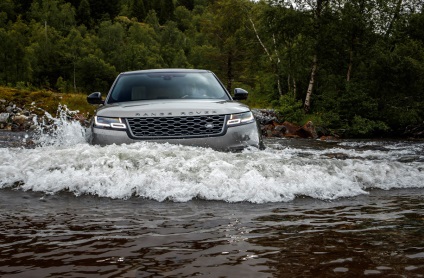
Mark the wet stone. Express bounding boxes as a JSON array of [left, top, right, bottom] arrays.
[[397, 156, 420, 163], [0, 113, 10, 123]]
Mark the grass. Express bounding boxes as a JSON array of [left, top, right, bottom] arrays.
[[0, 86, 96, 117]]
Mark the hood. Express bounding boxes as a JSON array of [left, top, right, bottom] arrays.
[[96, 99, 251, 118]]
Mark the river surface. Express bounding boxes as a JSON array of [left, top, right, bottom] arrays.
[[0, 123, 423, 277]]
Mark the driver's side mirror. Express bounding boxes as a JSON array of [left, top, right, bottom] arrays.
[[87, 92, 104, 105], [233, 88, 248, 100]]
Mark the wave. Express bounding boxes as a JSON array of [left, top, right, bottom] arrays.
[[1, 140, 423, 203], [1, 106, 423, 203]]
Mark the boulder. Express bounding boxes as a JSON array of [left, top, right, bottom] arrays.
[[281, 121, 299, 136], [11, 114, 29, 131], [298, 121, 318, 139], [252, 109, 280, 125], [0, 113, 10, 123], [13, 114, 28, 125], [269, 121, 318, 138], [404, 123, 424, 138]]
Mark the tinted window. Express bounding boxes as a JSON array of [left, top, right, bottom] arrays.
[[107, 72, 230, 103]]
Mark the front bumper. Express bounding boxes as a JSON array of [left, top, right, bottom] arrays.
[[87, 121, 264, 151]]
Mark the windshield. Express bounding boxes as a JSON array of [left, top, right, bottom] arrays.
[[107, 72, 230, 103]]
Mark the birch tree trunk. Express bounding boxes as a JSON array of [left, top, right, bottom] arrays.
[[304, 0, 325, 113], [248, 16, 283, 96], [346, 47, 353, 82], [304, 54, 317, 113], [385, 0, 403, 39]]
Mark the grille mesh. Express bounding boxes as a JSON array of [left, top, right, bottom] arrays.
[[126, 115, 226, 138]]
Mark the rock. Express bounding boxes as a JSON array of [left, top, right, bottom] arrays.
[[10, 114, 30, 131], [275, 121, 317, 138], [280, 121, 299, 136], [397, 156, 420, 163], [0, 113, 10, 123], [298, 121, 318, 139], [404, 123, 424, 138], [320, 135, 339, 141], [252, 109, 280, 125], [322, 153, 349, 160], [13, 114, 28, 125], [274, 124, 286, 133]]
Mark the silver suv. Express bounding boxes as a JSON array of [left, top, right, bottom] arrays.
[[86, 69, 264, 151]]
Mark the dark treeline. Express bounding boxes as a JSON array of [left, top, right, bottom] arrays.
[[1, 0, 423, 136]]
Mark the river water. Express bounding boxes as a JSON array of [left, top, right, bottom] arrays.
[[0, 117, 423, 277]]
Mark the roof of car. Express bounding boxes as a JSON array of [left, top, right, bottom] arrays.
[[121, 69, 211, 75]]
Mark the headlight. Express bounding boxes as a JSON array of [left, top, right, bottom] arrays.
[[94, 116, 127, 129], [227, 111, 255, 126]]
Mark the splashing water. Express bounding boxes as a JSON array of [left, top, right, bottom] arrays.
[[31, 104, 87, 147], [0, 106, 423, 203]]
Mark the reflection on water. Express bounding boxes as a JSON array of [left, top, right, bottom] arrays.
[[0, 189, 423, 277]]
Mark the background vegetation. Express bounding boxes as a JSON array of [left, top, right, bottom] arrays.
[[1, 0, 423, 137]]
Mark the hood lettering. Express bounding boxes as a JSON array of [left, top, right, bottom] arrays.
[[138, 111, 217, 117]]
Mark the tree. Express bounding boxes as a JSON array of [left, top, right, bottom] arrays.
[[200, 0, 252, 92], [131, 0, 147, 21], [303, 0, 328, 113], [77, 0, 91, 27], [159, 21, 190, 68], [61, 26, 96, 91], [89, 0, 120, 23], [125, 20, 163, 69], [26, 20, 68, 87], [0, 17, 32, 85], [28, 0, 76, 34], [249, 2, 311, 98], [0, 0, 15, 24], [76, 54, 117, 93]]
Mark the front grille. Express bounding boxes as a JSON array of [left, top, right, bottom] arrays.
[[126, 115, 226, 138]]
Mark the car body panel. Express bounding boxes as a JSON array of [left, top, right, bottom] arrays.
[[88, 121, 262, 151], [87, 69, 264, 151], [95, 99, 251, 118]]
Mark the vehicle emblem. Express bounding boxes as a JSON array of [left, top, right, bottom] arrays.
[[205, 123, 214, 129], [135, 113, 140, 116]]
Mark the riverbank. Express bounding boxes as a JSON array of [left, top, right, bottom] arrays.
[[0, 86, 92, 132], [1, 86, 423, 139]]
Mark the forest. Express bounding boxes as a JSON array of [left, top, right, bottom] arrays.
[[0, 0, 423, 137]]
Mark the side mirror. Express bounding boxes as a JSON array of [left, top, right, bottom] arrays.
[[233, 88, 248, 100], [87, 92, 104, 104]]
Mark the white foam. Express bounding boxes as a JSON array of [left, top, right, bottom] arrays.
[[1, 140, 423, 203], [32, 104, 87, 147], [1, 107, 423, 203]]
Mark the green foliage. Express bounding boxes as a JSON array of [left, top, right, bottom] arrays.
[[275, 94, 304, 124], [0, 0, 423, 137], [76, 54, 117, 93], [348, 115, 390, 137], [28, 0, 76, 34]]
